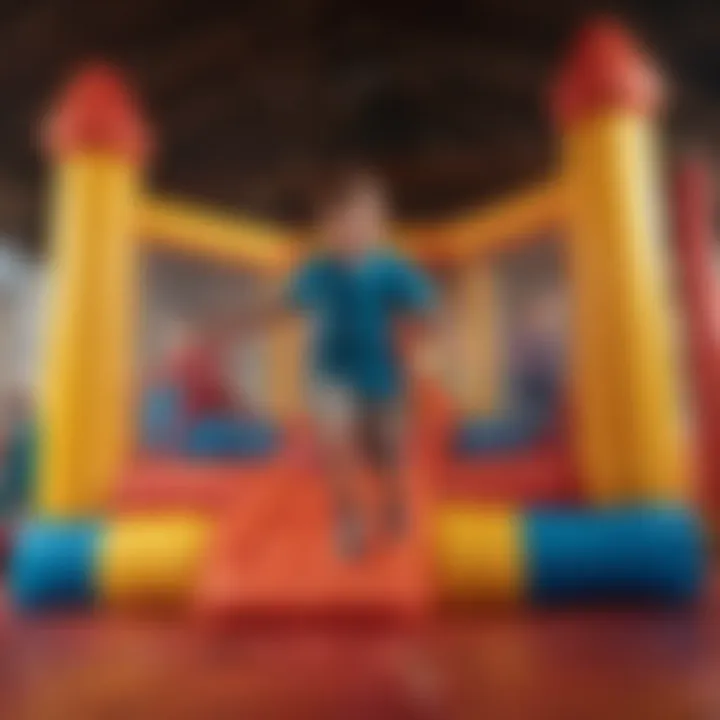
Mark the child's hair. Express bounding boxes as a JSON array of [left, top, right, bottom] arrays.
[[312, 165, 387, 217]]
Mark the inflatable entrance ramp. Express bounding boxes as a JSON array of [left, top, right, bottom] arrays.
[[196, 462, 432, 621]]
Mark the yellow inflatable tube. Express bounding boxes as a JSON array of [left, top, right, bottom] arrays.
[[434, 505, 525, 603], [98, 514, 212, 607]]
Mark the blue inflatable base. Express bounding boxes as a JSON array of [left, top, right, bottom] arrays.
[[183, 417, 280, 459], [141, 387, 280, 460], [9, 522, 101, 610], [525, 507, 705, 604]]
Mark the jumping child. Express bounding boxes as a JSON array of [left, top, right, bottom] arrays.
[[231, 170, 436, 559]]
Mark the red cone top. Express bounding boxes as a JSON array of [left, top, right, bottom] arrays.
[[551, 18, 663, 129], [44, 63, 151, 163]]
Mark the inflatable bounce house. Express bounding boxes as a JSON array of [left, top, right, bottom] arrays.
[[8, 18, 718, 616]]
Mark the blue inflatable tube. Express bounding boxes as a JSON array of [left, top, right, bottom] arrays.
[[9, 522, 102, 610], [525, 507, 705, 604], [184, 417, 280, 459], [141, 386, 280, 459]]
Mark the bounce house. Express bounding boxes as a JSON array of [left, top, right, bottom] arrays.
[[8, 19, 718, 615]]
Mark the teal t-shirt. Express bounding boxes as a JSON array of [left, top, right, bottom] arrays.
[[286, 250, 435, 400]]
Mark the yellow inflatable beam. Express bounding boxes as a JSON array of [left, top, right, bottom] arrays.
[[138, 195, 300, 273], [401, 178, 567, 264], [137, 179, 566, 275]]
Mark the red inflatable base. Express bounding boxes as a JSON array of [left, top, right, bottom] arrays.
[[114, 426, 314, 514]]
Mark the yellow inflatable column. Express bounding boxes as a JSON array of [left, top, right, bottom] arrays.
[[38, 65, 150, 516], [454, 261, 503, 416], [553, 21, 687, 503]]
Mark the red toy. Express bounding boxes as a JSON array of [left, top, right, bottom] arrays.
[[168, 341, 236, 419]]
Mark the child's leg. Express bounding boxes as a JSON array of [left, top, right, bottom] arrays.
[[313, 384, 366, 558], [360, 402, 408, 538]]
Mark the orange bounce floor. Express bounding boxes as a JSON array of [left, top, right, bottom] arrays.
[[194, 448, 433, 621]]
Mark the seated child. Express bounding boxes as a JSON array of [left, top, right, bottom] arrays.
[[148, 317, 247, 448], [228, 169, 437, 559], [166, 319, 241, 421]]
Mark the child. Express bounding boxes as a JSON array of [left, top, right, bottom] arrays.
[[147, 316, 246, 450], [233, 170, 436, 558], [165, 317, 243, 422]]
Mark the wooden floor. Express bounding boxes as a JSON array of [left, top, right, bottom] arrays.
[[2, 575, 720, 719]]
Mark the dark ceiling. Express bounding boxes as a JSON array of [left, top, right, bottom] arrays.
[[1, 0, 720, 249]]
